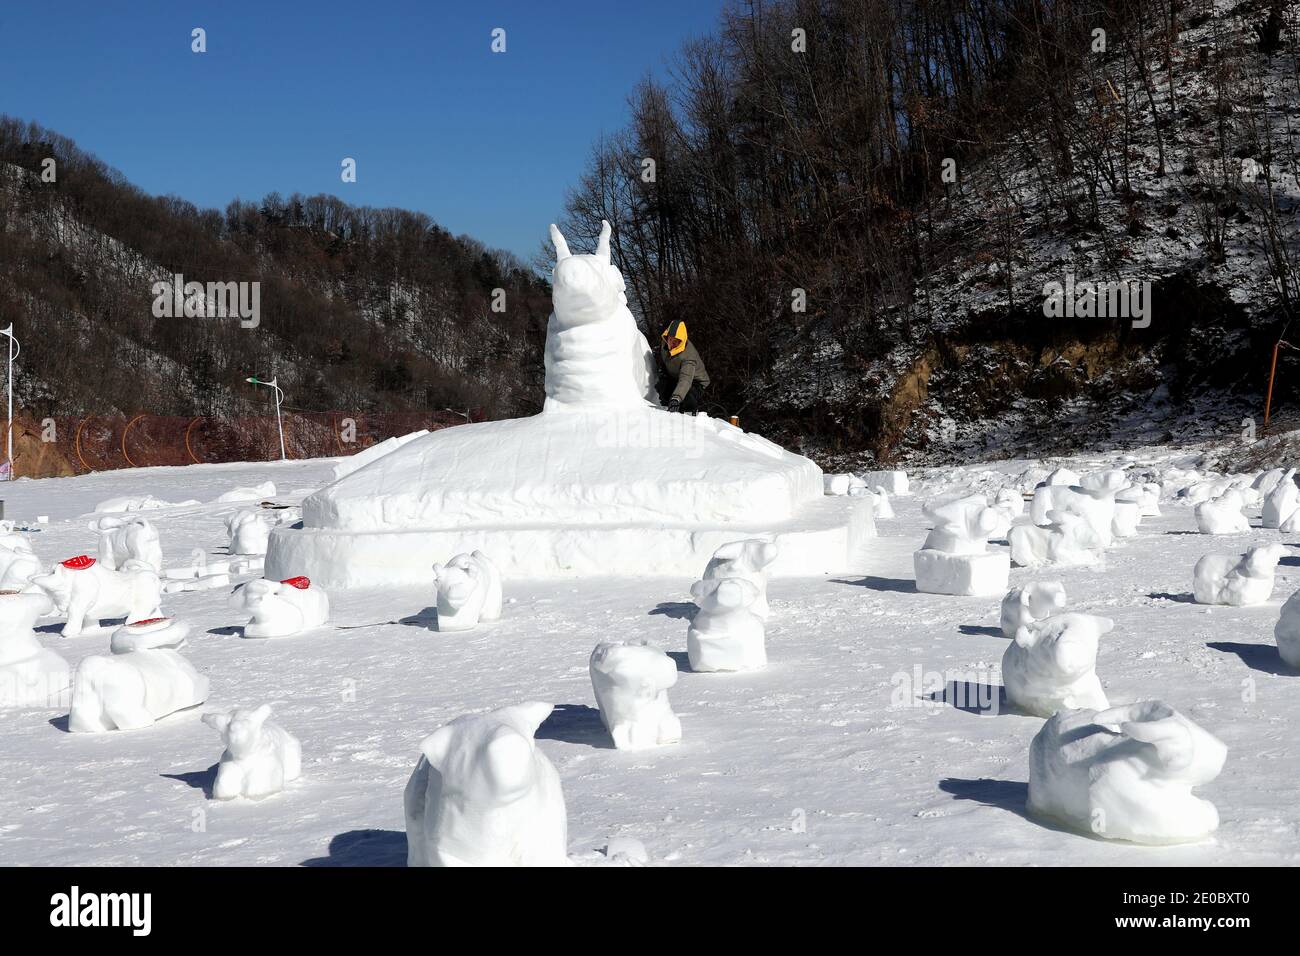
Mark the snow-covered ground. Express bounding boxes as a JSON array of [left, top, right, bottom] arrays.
[[1, 450, 1298, 866]]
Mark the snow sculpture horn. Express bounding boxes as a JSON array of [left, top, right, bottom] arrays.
[[594, 219, 611, 263], [549, 223, 571, 261]]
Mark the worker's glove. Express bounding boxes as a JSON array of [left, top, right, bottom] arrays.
[[668, 398, 681, 413]]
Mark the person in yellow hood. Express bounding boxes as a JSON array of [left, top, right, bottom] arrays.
[[657, 320, 710, 413]]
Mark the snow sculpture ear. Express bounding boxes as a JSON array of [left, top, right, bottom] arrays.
[[1095, 616, 1115, 636], [203, 712, 231, 735], [419, 724, 457, 769], [250, 704, 273, 727], [549, 224, 571, 262], [595, 219, 611, 263], [495, 701, 553, 739], [431, 562, 444, 582]]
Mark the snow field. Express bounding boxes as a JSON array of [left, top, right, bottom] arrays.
[[0, 453, 1299, 864]]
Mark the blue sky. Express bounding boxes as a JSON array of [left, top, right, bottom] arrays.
[[0, 0, 722, 260]]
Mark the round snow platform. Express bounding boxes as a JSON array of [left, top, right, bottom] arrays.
[[266, 493, 874, 586], [266, 409, 875, 586]]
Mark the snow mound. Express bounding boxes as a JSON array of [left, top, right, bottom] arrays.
[[303, 411, 820, 531]]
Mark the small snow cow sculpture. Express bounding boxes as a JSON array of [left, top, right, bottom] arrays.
[[226, 510, 273, 556], [68, 644, 209, 732], [544, 221, 656, 410], [1254, 468, 1286, 498], [0, 590, 69, 708], [203, 704, 302, 800], [913, 495, 1010, 596], [1195, 491, 1250, 535], [1009, 510, 1106, 569], [1274, 590, 1300, 668], [987, 488, 1025, 539], [823, 473, 867, 496], [861, 469, 909, 495], [403, 701, 568, 867], [589, 640, 681, 750], [1263, 469, 1299, 529], [1192, 544, 1286, 606], [688, 577, 766, 672], [1028, 701, 1227, 844], [1116, 482, 1161, 518], [230, 576, 329, 638], [1031, 483, 1118, 547], [1040, 467, 1080, 488], [702, 538, 779, 619], [1000, 581, 1067, 638], [0, 522, 41, 590], [109, 616, 191, 654], [32, 556, 162, 638], [93, 516, 163, 571], [432, 551, 502, 631], [1003, 613, 1112, 717]]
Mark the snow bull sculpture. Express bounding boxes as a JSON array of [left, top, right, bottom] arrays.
[[1028, 701, 1227, 844], [404, 701, 568, 867], [230, 576, 329, 638], [204, 704, 302, 800], [31, 556, 162, 638], [589, 640, 681, 750]]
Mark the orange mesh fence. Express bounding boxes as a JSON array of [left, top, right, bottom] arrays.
[[6, 410, 473, 478]]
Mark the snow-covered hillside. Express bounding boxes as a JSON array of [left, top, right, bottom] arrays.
[[2, 442, 1299, 865], [764, 0, 1300, 468]]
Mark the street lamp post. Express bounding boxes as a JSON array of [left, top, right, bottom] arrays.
[[245, 376, 286, 461], [0, 325, 19, 479]]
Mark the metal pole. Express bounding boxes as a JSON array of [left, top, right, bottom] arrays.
[[1265, 340, 1282, 435], [6, 330, 11, 475], [273, 379, 286, 461], [0, 325, 17, 479]]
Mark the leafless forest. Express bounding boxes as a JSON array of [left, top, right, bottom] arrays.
[[3, 0, 1298, 461]]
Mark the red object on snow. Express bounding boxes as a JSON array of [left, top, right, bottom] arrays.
[[130, 617, 169, 627], [61, 555, 96, 570], [281, 576, 311, 590]]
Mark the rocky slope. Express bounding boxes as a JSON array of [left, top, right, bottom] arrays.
[[757, 0, 1300, 469]]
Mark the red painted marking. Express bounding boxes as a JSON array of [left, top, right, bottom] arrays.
[[61, 555, 96, 570], [130, 617, 170, 627], [281, 576, 310, 590]]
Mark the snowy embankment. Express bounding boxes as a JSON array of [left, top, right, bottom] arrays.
[[1, 448, 1298, 865]]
